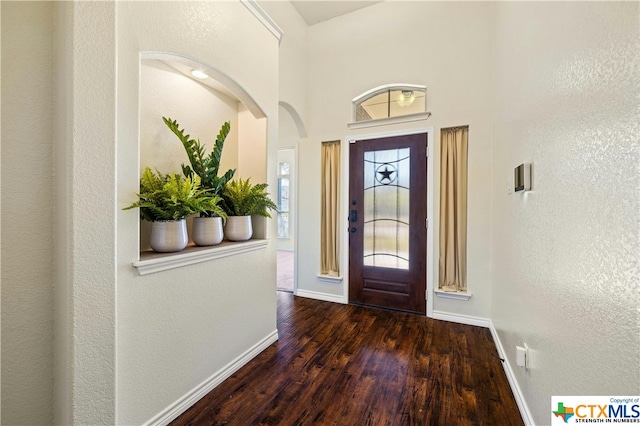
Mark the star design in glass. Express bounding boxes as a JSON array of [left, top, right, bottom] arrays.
[[378, 166, 395, 182]]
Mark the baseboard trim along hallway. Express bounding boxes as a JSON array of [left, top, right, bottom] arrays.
[[432, 310, 491, 328], [144, 330, 279, 426], [433, 310, 534, 425], [489, 321, 535, 425], [295, 288, 346, 304], [170, 294, 525, 425]]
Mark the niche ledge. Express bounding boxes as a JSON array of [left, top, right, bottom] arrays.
[[434, 289, 472, 301], [316, 274, 343, 284], [133, 239, 268, 275]]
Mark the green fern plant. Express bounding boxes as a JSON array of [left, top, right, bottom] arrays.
[[123, 167, 226, 221], [222, 178, 278, 218], [162, 117, 236, 216]]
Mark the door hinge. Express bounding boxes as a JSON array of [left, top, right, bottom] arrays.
[[426, 218, 428, 229], [426, 148, 429, 158]]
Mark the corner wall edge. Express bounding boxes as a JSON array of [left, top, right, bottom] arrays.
[[240, 0, 284, 44]]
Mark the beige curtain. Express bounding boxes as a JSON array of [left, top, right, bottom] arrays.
[[321, 141, 341, 276], [439, 126, 468, 291]]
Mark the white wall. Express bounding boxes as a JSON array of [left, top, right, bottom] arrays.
[[259, 1, 308, 130], [1, 2, 55, 424], [53, 3, 75, 423], [4, 1, 280, 424], [490, 2, 640, 424], [299, 2, 494, 315], [140, 60, 239, 177], [115, 2, 279, 424], [54, 2, 118, 424], [237, 104, 268, 182]]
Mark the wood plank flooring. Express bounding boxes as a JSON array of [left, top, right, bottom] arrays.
[[171, 292, 524, 426]]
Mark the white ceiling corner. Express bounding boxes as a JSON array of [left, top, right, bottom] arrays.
[[290, 1, 383, 26]]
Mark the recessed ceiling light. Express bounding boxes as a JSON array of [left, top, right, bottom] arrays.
[[190, 69, 208, 79]]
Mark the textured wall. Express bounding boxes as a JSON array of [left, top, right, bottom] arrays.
[[258, 1, 309, 132], [1, 2, 54, 424], [53, 3, 73, 424], [490, 2, 640, 423], [115, 2, 279, 424], [257, 0, 309, 259], [237, 104, 268, 182], [55, 2, 118, 424], [300, 2, 495, 316]]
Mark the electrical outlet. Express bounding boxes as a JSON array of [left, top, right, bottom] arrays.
[[516, 345, 527, 367]]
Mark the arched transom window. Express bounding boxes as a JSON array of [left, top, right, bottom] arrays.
[[352, 84, 428, 124]]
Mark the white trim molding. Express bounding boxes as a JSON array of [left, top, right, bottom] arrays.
[[143, 330, 279, 426], [348, 112, 431, 130], [296, 289, 347, 305], [240, 0, 284, 44], [432, 311, 490, 328], [489, 322, 535, 425], [133, 240, 268, 275]]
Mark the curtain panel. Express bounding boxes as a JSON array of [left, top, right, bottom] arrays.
[[439, 126, 468, 291], [321, 141, 341, 276]]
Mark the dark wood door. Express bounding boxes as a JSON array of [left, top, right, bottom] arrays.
[[348, 134, 427, 314]]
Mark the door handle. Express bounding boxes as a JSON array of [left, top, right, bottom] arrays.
[[349, 210, 357, 222]]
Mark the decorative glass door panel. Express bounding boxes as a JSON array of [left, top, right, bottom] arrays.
[[363, 148, 410, 269]]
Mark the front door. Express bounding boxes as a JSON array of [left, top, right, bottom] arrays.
[[348, 134, 427, 314]]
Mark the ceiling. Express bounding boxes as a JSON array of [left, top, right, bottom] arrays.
[[290, 1, 382, 26]]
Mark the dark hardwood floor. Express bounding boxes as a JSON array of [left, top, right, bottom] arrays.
[[171, 292, 524, 426]]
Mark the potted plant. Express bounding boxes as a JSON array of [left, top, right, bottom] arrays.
[[123, 167, 221, 252], [222, 177, 277, 241], [163, 117, 235, 246]]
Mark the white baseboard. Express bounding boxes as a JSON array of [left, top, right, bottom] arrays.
[[144, 330, 279, 426], [432, 310, 491, 328], [433, 311, 533, 424], [295, 289, 347, 304], [488, 321, 535, 426]]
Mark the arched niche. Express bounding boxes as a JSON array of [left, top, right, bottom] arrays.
[[279, 101, 307, 138], [142, 51, 266, 119], [139, 51, 268, 180], [138, 51, 269, 249]]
